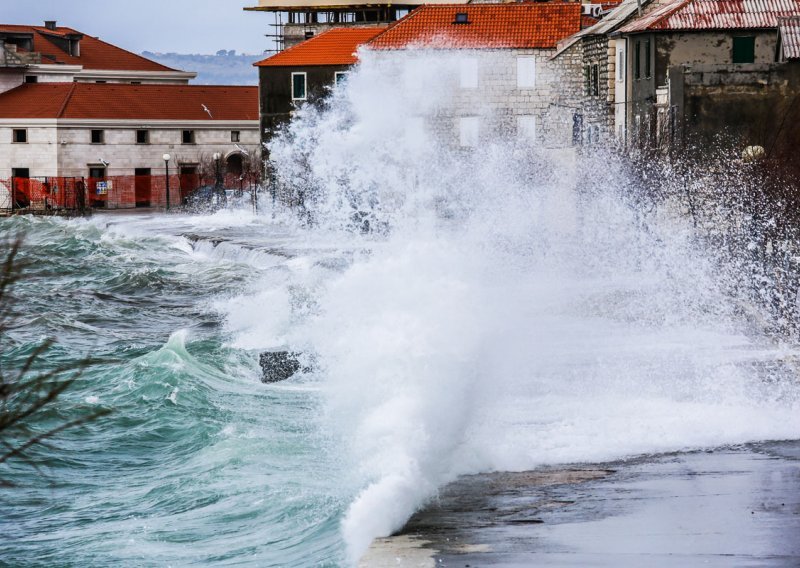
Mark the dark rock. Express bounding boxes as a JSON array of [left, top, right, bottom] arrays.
[[259, 351, 305, 383]]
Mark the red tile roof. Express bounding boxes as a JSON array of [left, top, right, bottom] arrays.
[[0, 83, 258, 121], [254, 27, 385, 66], [780, 15, 800, 58], [0, 24, 178, 71], [619, 0, 800, 32], [367, 3, 582, 50]]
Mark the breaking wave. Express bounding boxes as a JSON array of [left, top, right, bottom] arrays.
[[218, 51, 800, 562]]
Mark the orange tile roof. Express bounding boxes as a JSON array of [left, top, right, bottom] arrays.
[[367, 3, 582, 50], [0, 83, 259, 121], [254, 27, 385, 66], [0, 24, 178, 72]]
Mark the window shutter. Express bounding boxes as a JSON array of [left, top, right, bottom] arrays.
[[732, 36, 756, 63], [517, 57, 536, 88]]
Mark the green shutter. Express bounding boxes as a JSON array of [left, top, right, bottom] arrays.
[[732, 36, 755, 64], [584, 65, 590, 95]]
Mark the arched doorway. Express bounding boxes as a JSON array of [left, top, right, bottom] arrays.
[[225, 153, 243, 176]]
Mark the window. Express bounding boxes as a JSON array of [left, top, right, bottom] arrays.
[[584, 64, 591, 95], [517, 57, 536, 88], [291, 72, 307, 101], [136, 130, 149, 144], [618, 50, 625, 81], [95, 80, 107, 84], [335, 71, 349, 86], [25, 75, 38, 83], [572, 113, 583, 146], [91, 129, 104, 144], [634, 40, 641, 79], [590, 64, 599, 96], [587, 125, 601, 145], [130, 81, 141, 85], [517, 115, 536, 142], [182, 130, 195, 144], [644, 39, 651, 78], [459, 58, 478, 89], [12, 129, 27, 143], [231, 130, 241, 143], [89, 166, 106, 179], [733, 36, 756, 63], [458, 117, 479, 147], [454, 12, 469, 24]]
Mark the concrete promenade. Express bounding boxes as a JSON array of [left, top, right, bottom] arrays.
[[361, 441, 800, 567]]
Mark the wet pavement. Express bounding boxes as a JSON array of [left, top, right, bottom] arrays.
[[362, 441, 800, 567]]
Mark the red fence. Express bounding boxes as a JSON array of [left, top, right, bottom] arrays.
[[1, 173, 260, 213]]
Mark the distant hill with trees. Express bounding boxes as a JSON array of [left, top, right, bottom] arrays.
[[141, 50, 268, 85]]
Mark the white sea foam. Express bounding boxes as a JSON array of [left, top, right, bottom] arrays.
[[218, 51, 800, 563]]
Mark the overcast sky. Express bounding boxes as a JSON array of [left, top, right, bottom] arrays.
[[5, 0, 274, 54]]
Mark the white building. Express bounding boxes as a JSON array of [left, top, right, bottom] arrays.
[[0, 82, 260, 207], [0, 22, 260, 209]]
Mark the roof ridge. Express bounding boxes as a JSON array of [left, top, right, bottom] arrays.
[[56, 82, 78, 118]]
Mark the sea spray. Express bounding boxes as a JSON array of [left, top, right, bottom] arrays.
[[257, 50, 800, 563]]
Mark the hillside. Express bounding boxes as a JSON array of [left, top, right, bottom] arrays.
[[141, 50, 266, 85]]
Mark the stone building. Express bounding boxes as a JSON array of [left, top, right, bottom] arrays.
[[552, 0, 654, 145], [614, 0, 800, 150], [254, 27, 384, 143], [0, 83, 259, 207], [0, 21, 195, 95], [364, 3, 586, 148], [245, 0, 465, 51]]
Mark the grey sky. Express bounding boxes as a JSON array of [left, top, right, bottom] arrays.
[[4, 0, 274, 55]]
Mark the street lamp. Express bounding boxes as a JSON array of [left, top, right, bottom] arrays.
[[163, 153, 171, 211], [213, 152, 222, 191]]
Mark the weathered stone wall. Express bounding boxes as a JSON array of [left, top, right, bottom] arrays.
[[580, 35, 616, 141], [677, 61, 800, 148]]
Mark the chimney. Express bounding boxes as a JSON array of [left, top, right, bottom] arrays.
[[45, 21, 57, 30]]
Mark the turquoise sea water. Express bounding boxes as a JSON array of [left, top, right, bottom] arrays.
[[1, 212, 349, 567]]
